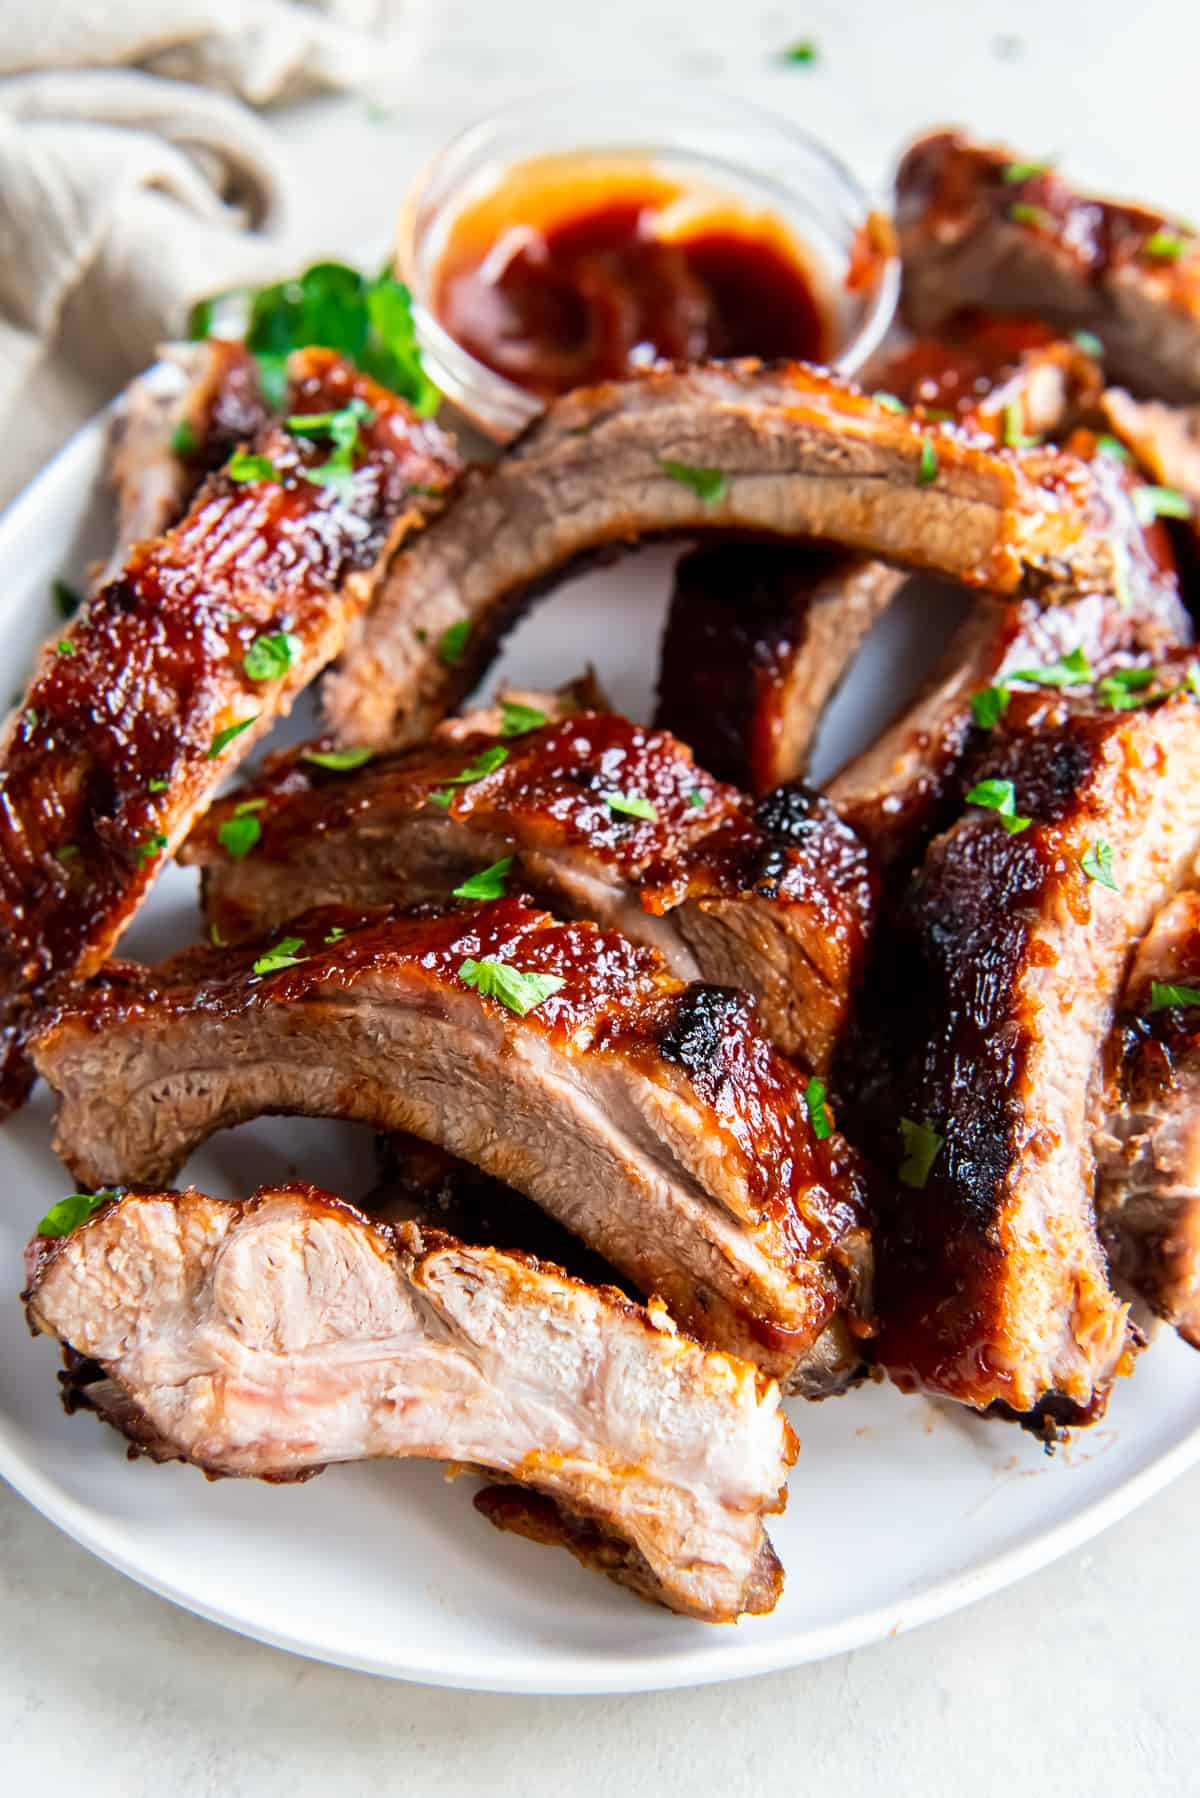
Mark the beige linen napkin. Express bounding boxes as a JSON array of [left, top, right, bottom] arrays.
[[0, 1, 422, 508]]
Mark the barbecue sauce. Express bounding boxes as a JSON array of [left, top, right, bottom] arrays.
[[431, 157, 832, 399]]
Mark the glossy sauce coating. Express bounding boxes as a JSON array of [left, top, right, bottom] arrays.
[[432, 158, 831, 399], [0, 349, 461, 1111], [41, 896, 859, 1253]]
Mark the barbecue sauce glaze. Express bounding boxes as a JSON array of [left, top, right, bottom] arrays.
[[431, 157, 831, 398]]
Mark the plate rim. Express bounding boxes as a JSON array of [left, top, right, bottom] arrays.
[[4, 398, 1200, 1696]]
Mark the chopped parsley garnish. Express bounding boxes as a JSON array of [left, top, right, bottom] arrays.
[[916, 437, 938, 486], [36, 1189, 119, 1238], [1111, 536, 1134, 611], [300, 745, 375, 772], [453, 856, 514, 901], [56, 639, 75, 656], [1009, 645, 1092, 688], [252, 935, 308, 976], [147, 777, 169, 793], [779, 38, 818, 63], [324, 925, 347, 943], [285, 396, 373, 446], [53, 843, 81, 864], [1133, 484, 1192, 524], [438, 619, 471, 665], [898, 1118, 943, 1189], [658, 458, 729, 505], [1095, 433, 1132, 462], [1002, 400, 1040, 450], [1080, 839, 1118, 890], [428, 788, 454, 810], [1002, 159, 1051, 183], [1150, 981, 1200, 1011], [971, 685, 1010, 731], [217, 799, 266, 860], [209, 922, 225, 946], [170, 418, 199, 457], [965, 777, 1031, 834], [1072, 330, 1105, 358], [190, 261, 438, 416], [1144, 230, 1187, 261], [499, 699, 547, 737], [872, 391, 906, 412], [606, 792, 659, 822], [134, 832, 168, 867], [243, 631, 300, 682], [1097, 666, 1157, 709], [457, 958, 565, 1016], [687, 789, 706, 809], [52, 578, 80, 619], [1009, 201, 1054, 230], [208, 715, 258, 758], [228, 451, 281, 483], [450, 747, 509, 785], [804, 1076, 835, 1141]]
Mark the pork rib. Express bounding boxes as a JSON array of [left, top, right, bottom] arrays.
[[321, 360, 1156, 748], [1096, 891, 1200, 1347], [24, 1184, 795, 1621], [826, 581, 1189, 870], [0, 349, 460, 1114], [652, 323, 1108, 799], [653, 543, 903, 792], [862, 690, 1200, 1422], [181, 712, 876, 1071], [30, 901, 874, 1387], [896, 130, 1200, 403]]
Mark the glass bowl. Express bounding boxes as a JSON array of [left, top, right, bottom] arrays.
[[395, 82, 899, 441]]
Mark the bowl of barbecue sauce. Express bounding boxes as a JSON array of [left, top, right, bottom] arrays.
[[397, 84, 898, 439]]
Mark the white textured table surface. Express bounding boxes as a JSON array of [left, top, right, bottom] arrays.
[[5, 1, 1200, 1788]]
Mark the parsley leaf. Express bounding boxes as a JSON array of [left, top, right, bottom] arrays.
[[147, 777, 169, 793], [1097, 667, 1157, 710], [228, 451, 281, 484], [285, 397, 373, 448], [917, 437, 938, 485], [53, 844, 81, 864], [170, 418, 199, 457], [243, 631, 300, 682], [1072, 330, 1104, 358], [208, 716, 258, 759], [217, 801, 265, 860], [1133, 484, 1192, 524], [965, 777, 1032, 834], [1144, 230, 1187, 261], [606, 792, 659, 822], [687, 789, 706, 809], [324, 925, 347, 943], [439, 619, 471, 665], [458, 957, 565, 1016], [804, 1076, 835, 1141], [252, 936, 309, 976], [499, 699, 547, 737], [1095, 433, 1132, 463], [898, 1118, 943, 1189], [453, 856, 514, 901], [971, 685, 1010, 730], [134, 833, 168, 867], [450, 746, 509, 785], [658, 458, 729, 504], [1080, 840, 1118, 890], [56, 640, 75, 656], [300, 745, 375, 772], [254, 352, 290, 411], [1009, 645, 1092, 688], [52, 578, 80, 619], [1003, 159, 1051, 183], [1003, 400, 1040, 449], [36, 1189, 119, 1238], [873, 391, 906, 413], [779, 38, 818, 64], [1010, 201, 1054, 230], [1150, 981, 1200, 1011]]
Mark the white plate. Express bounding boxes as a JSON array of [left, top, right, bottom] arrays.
[[3, 403, 1200, 1697]]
